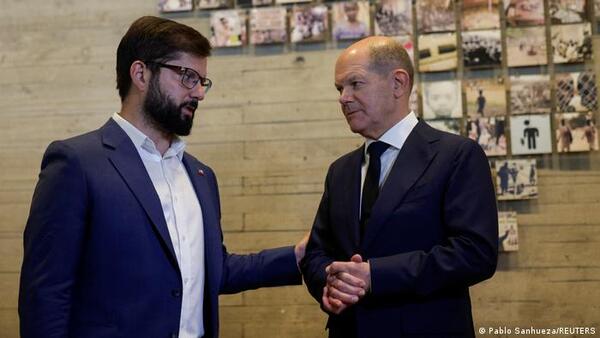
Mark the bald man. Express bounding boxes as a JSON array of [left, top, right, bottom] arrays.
[[300, 37, 498, 338]]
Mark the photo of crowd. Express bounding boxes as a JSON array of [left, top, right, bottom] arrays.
[[462, 30, 502, 67], [509, 74, 552, 114], [467, 116, 507, 156], [506, 26, 547, 67], [417, 0, 456, 33], [551, 23, 592, 64]]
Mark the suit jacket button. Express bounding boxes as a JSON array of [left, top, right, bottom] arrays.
[[172, 289, 182, 297]]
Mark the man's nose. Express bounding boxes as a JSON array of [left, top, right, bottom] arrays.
[[339, 88, 353, 104], [191, 85, 206, 101]]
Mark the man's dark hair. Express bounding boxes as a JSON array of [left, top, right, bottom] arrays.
[[368, 40, 414, 91], [116, 16, 212, 101]]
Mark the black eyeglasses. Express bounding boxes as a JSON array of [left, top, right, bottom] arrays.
[[145, 61, 212, 93]]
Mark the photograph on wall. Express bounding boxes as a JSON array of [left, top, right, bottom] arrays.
[[462, 0, 500, 30], [596, 0, 600, 17], [464, 78, 506, 117], [252, 0, 272, 6], [374, 0, 412, 36], [418, 33, 457, 72], [549, 0, 586, 23], [504, 0, 545, 26], [198, 0, 231, 9], [466, 116, 507, 156], [555, 112, 599, 152], [158, 0, 193, 12], [290, 5, 329, 43], [427, 119, 462, 135], [421, 80, 462, 119], [276, 0, 311, 4], [210, 10, 246, 47], [509, 74, 551, 114], [332, 1, 370, 41], [510, 114, 553, 155], [498, 211, 519, 252], [495, 159, 538, 200], [416, 0, 456, 33], [249, 8, 287, 45], [506, 26, 547, 67], [555, 71, 597, 112], [462, 30, 502, 68], [551, 23, 592, 64]]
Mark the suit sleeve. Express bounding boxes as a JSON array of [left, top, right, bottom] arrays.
[[369, 140, 498, 298], [19, 141, 89, 338]]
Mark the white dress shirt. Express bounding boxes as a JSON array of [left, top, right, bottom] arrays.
[[360, 112, 419, 217], [113, 113, 205, 338]]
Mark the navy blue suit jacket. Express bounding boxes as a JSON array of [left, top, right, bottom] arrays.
[[301, 121, 498, 338], [19, 119, 301, 338]]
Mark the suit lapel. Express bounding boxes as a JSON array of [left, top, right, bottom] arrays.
[[361, 121, 440, 251], [101, 119, 179, 269]]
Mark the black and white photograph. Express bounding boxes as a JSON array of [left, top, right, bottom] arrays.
[[290, 5, 329, 43], [462, 30, 502, 68], [510, 114, 553, 155], [374, 0, 412, 36], [555, 112, 599, 152], [555, 71, 597, 112], [467, 116, 507, 156], [421, 80, 462, 119], [551, 23, 592, 64], [427, 119, 462, 135], [416, 0, 456, 33], [158, 0, 193, 12], [506, 26, 548, 67], [504, 0, 545, 26], [249, 8, 287, 45], [418, 33, 457, 72], [464, 78, 506, 117], [210, 10, 246, 47], [549, 0, 587, 23], [332, 1, 370, 41], [462, 0, 501, 30], [495, 160, 538, 200], [509, 74, 552, 114], [498, 211, 519, 252], [198, 0, 231, 9]]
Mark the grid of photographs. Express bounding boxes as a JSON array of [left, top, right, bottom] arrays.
[[462, 30, 502, 68], [290, 4, 329, 43], [506, 26, 547, 67], [416, 0, 456, 33], [555, 112, 599, 152], [374, 0, 412, 36], [462, 0, 501, 31], [210, 10, 246, 47], [504, 0, 545, 26], [509, 74, 552, 114], [498, 211, 519, 252], [555, 71, 597, 113], [551, 23, 592, 64], [495, 159, 538, 200], [510, 114, 553, 155], [332, 1, 370, 41], [418, 33, 458, 72], [249, 7, 287, 44]]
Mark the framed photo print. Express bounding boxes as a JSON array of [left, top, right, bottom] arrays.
[[506, 26, 547, 67], [509, 74, 551, 114], [249, 7, 287, 45], [417, 33, 457, 72], [210, 10, 247, 47]]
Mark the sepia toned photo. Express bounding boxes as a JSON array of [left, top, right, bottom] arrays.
[[375, 0, 412, 36], [509, 74, 551, 114], [418, 33, 457, 72], [506, 26, 547, 67], [462, 0, 501, 30], [551, 23, 592, 64], [158, 0, 193, 12], [555, 112, 599, 152], [249, 7, 287, 45], [462, 30, 502, 68], [252, 0, 272, 6], [555, 71, 597, 112], [421, 80, 462, 119], [467, 116, 507, 156], [290, 4, 329, 43], [198, 0, 231, 9], [510, 114, 553, 155], [417, 0, 456, 33], [427, 119, 462, 135], [496, 160, 538, 201], [498, 211, 519, 252], [210, 10, 246, 47], [504, 0, 545, 26], [549, 0, 586, 23], [464, 78, 506, 117], [332, 1, 370, 41]]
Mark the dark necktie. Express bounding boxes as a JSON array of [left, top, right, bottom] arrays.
[[360, 141, 390, 238]]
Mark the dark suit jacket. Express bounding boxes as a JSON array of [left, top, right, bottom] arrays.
[[301, 121, 498, 338], [19, 119, 301, 338]]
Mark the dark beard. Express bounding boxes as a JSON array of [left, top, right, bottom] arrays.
[[143, 75, 197, 136]]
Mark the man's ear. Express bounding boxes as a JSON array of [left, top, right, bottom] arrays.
[[392, 69, 411, 98], [130, 61, 151, 92]]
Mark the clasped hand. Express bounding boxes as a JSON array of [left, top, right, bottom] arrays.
[[322, 254, 370, 315]]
